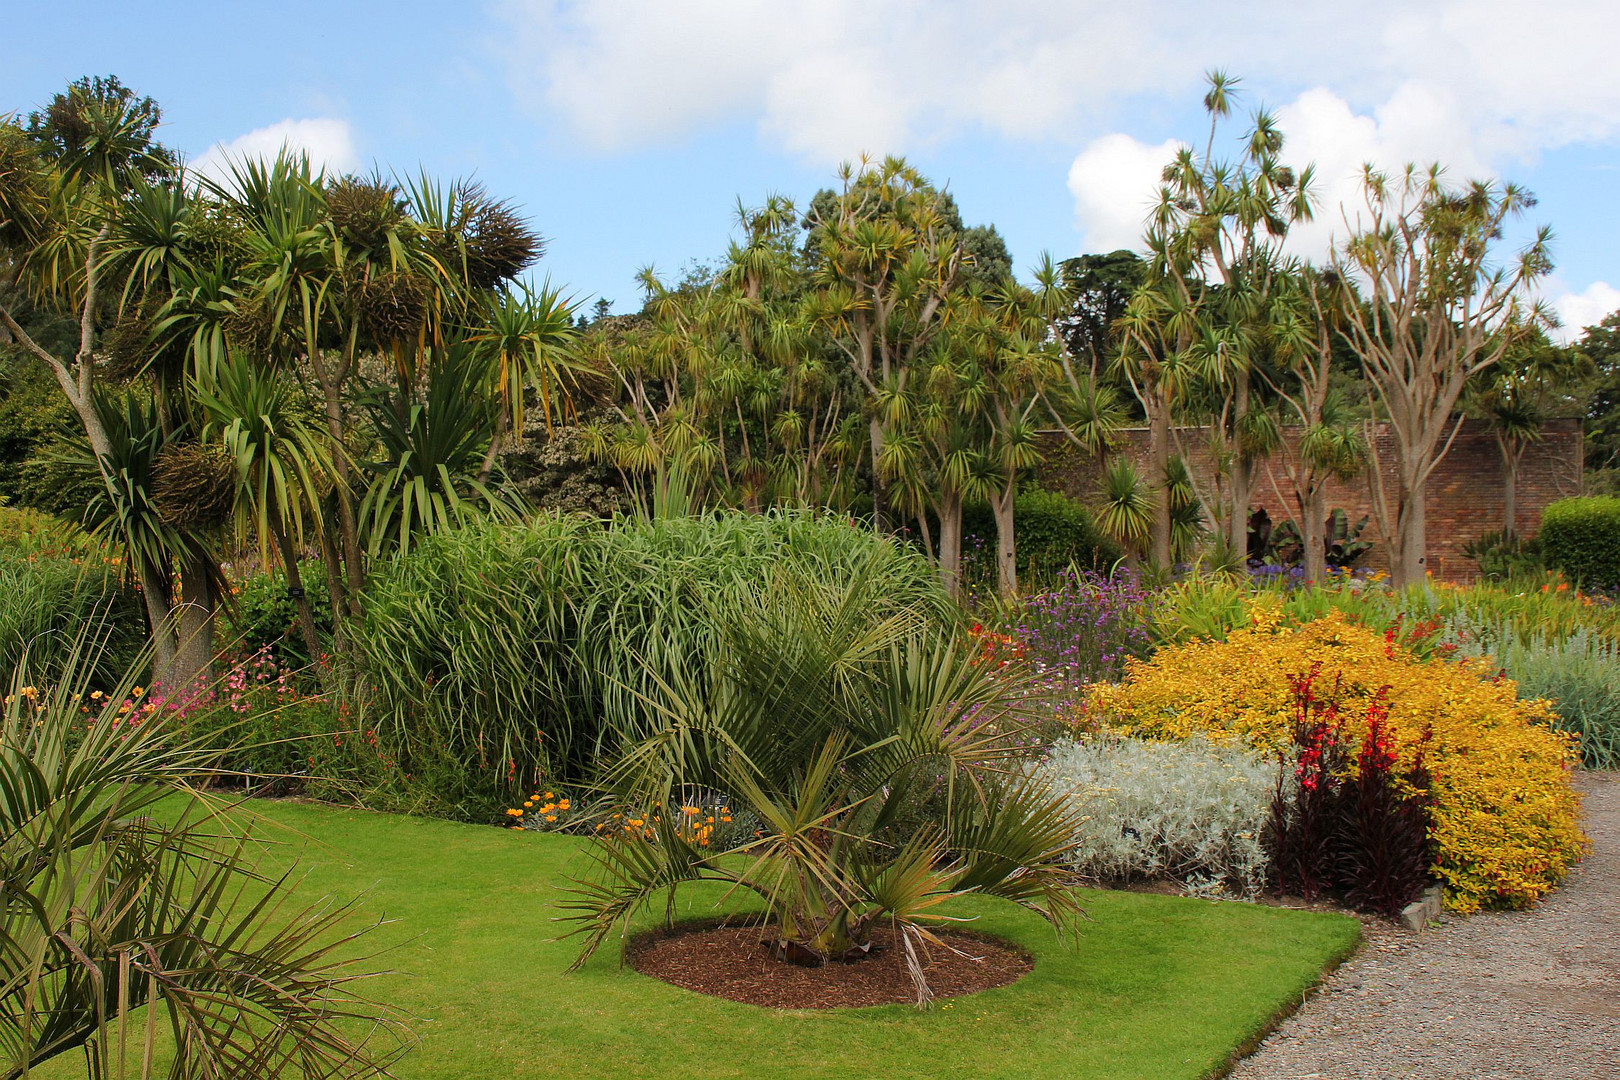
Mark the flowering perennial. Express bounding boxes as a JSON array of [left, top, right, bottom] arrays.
[[1085, 611, 1587, 912]]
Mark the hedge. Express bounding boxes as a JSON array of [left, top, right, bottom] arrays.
[[1540, 496, 1620, 591]]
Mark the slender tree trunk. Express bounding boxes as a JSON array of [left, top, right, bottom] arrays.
[[173, 556, 217, 699], [319, 379, 366, 617], [936, 490, 963, 597], [868, 418, 887, 530], [1227, 371, 1252, 557], [1301, 480, 1328, 583], [317, 524, 349, 652], [991, 479, 1017, 596], [1148, 388, 1172, 569], [270, 517, 324, 664], [1501, 438, 1524, 540]]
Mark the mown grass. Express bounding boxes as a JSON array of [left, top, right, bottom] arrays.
[[46, 799, 1359, 1080]]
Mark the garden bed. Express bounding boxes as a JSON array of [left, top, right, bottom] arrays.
[[628, 922, 1033, 1008]]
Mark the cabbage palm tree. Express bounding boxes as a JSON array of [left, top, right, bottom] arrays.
[[196, 352, 333, 659], [562, 563, 1084, 1006]]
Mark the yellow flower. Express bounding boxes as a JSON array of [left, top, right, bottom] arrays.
[[523, 801, 534, 808], [1084, 611, 1587, 913], [505, 808, 524, 817], [545, 815, 557, 822], [558, 799, 571, 810]]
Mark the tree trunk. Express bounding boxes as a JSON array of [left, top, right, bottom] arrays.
[[172, 556, 217, 700], [991, 479, 1017, 596], [319, 379, 366, 617], [868, 418, 887, 531], [1148, 389, 1172, 569], [1301, 481, 1327, 583], [318, 524, 349, 653], [135, 562, 178, 685], [270, 517, 324, 665], [1227, 370, 1252, 557], [1393, 470, 1428, 588], [1502, 439, 1523, 540], [936, 490, 963, 597]]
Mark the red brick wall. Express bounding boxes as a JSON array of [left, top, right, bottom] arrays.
[[1037, 418, 1585, 581]]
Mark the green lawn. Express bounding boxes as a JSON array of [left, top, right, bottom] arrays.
[[59, 799, 1361, 1079]]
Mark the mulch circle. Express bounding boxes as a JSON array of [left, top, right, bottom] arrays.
[[627, 921, 1033, 1009]]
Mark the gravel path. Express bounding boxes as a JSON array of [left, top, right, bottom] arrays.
[[1231, 770, 1620, 1080]]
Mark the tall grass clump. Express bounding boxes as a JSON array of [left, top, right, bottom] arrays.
[[1459, 623, 1620, 770], [0, 553, 145, 688], [350, 510, 952, 815]]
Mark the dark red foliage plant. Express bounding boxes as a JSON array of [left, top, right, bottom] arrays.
[[1335, 690, 1433, 917], [1266, 664, 1346, 902], [1264, 668, 1433, 916]]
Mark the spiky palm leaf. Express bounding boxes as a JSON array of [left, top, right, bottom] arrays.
[[0, 637, 402, 1078], [561, 557, 1084, 1005]]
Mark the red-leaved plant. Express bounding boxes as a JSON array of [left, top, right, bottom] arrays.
[[1265, 666, 1433, 916]]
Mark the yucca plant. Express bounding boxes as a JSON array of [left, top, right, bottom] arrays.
[[561, 561, 1084, 1006], [358, 343, 517, 556], [0, 636, 402, 1078], [1097, 456, 1154, 563], [195, 352, 333, 660]]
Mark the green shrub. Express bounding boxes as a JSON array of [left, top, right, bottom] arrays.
[[1462, 530, 1545, 582], [0, 553, 145, 688], [0, 504, 95, 556], [350, 510, 953, 817], [963, 486, 1120, 588], [1154, 573, 1620, 648], [1540, 496, 1620, 591], [220, 560, 332, 668]]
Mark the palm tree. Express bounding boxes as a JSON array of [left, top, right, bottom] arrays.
[[467, 280, 584, 480], [196, 352, 333, 660], [561, 562, 1084, 1007], [1, 638, 401, 1078]]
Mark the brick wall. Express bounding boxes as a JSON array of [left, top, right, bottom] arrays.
[[1037, 418, 1585, 581]]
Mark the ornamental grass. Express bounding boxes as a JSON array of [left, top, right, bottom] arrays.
[[1084, 608, 1587, 913]]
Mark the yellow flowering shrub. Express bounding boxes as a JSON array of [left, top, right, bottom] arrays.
[[1084, 610, 1587, 913]]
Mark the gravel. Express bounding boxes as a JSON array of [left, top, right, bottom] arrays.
[[1231, 770, 1619, 1080]]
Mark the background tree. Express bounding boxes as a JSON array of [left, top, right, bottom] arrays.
[[1262, 265, 1368, 580], [803, 157, 965, 529], [1468, 330, 1589, 538], [1138, 72, 1316, 561], [1335, 165, 1552, 586], [1577, 309, 1620, 493]]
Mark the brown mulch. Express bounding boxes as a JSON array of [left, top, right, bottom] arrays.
[[627, 922, 1033, 1009]]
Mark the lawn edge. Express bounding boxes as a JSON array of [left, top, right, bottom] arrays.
[[1203, 915, 1366, 1080]]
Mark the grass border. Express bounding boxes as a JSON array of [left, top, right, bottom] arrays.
[[1204, 918, 1366, 1079]]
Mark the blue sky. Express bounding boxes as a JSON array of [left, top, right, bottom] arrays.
[[7, 0, 1619, 337]]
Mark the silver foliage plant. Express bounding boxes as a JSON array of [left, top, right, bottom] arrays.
[[1032, 735, 1275, 897]]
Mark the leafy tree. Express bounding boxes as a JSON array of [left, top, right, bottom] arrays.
[[1576, 309, 1620, 491], [1131, 72, 1316, 564], [1467, 330, 1590, 537], [803, 157, 967, 528], [1335, 165, 1552, 585]]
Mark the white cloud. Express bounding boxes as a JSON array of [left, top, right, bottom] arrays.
[[1551, 280, 1620, 342], [1066, 134, 1180, 253], [189, 118, 360, 182], [497, 0, 1620, 166]]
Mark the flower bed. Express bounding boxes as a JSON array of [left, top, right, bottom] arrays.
[[1084, 610, 1588, 912]]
